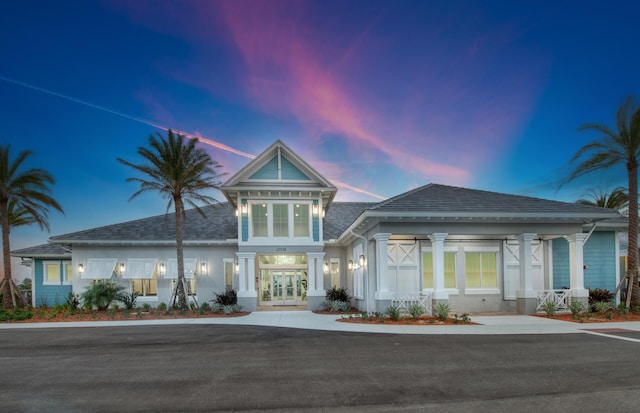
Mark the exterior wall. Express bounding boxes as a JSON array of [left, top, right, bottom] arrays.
[[552, 231, 617, 292], [33, 259, 72, 307], [72, 245, 238, 308]]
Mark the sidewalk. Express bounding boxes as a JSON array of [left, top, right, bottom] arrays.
[[3, 311, 640, 335]]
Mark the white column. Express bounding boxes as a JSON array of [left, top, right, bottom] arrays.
[[374, 233, 392, 300], [518, 233, 536, 293], [236, 252, 257, 298], [565, 233, 589, 298], [306, 252, 325, 297], [429, 233, 449, 300]]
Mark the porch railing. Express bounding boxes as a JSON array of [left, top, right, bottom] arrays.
[[536, 289, 571, 311], [391, 292, 432, 316]]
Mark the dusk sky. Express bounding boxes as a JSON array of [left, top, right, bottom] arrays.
[[2, 0, 640, 265]]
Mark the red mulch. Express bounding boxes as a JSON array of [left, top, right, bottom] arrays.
[[536, 311, 640, 323], [2, 308, 250, 323]]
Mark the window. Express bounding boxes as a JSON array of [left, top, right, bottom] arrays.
[[330, 258, 340, 288], [124, 259, 158, 297], [249, 202, 312, 239], [422, 252, 456, 289], [272, 204, 288, 237], [63, 261, 73, 284], [166, 258, 197, 295], [294, 204, 310, 237], [43, 261, 61, 285], [171, 278, 196, 295], [252, 204, 268, 237], [224, 259, 234, 290], [465, 252, 497, 289]]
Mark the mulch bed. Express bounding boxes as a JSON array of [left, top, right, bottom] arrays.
[[1, 308, 250, 323], [536, 311, 640, 323], [314, 310, 476, 325]]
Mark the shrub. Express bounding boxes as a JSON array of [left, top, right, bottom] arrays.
[[142, 303, 152, 312], [386, 305, 401, 321], [453, 313, 471, 324], [569, 301, 586, 319], [541, 301, 557, 317], [0, 308, 33, 322], [214, 288, 238, 306], [210, 303, 223, 313], [81, 283, 126, 311], [433, 303, 451, 321], [593, 301, 612, 317], [222, 305, 234, 315], [325, 287, 350, 303], [200, 302, 211, 312], [589, 288, 613, 311], [408, 303, 425, 320], [65, 293, 80, 311], [617, 302, 629, 316], [119, 291, 139, 310], [158, 302, 167, 311]]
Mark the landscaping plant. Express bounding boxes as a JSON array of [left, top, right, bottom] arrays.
[[81, 283, 126, 311], [433, 303, 451, 321]]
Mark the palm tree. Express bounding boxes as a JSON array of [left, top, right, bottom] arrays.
[[565, 96, 640, 307], [117, 130, 225, 310], [576, 186, 629, 213], [0, 145, 64, 308]]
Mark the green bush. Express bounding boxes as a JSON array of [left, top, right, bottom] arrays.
[[200, 302, 211, 312], [325, 287, 350, 303], [142, 303, 152, 312], [433, 303, 451, 321], [541, 301, 557, 317], [214, 288, 238, 306], [81, 283, 126, 311], [408, 303, 425, 320], [119, 291, 139, 310], [569, 301, 586, 319], [589, 288, 613, 311], [386, 305, 401, 321], [593, 301, 612, 317], [158, 302, 167, 311], [0, 308, 34, 322], [65, 293, 80, 311]]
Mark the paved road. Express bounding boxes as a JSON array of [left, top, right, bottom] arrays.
[[1, 325, 639, 412]]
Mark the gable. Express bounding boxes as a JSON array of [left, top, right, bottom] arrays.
[[247, 155, 311, 181]]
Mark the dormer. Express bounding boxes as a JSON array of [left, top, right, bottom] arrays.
[[221, 140, 338, 245]]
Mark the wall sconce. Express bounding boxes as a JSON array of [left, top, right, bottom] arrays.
[[77, 263, 85, 274], [348, 260, 353, 271], [359, 255, 366, 268], [312, 204, 319, 216], [323, 261, 329, 274], [158, 262, 166, 276], [235, 208, 239, 217], [200, 261, 207, 275], [241, 204, 248, 215], [235, 261, 239, 274], [119, 262, 126, 275]]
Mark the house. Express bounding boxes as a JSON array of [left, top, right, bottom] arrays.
[[12, 140, 623, 314]]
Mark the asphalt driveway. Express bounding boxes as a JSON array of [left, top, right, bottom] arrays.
[[1, 325, 639, 412]]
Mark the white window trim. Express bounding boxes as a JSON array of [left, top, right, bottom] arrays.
[[62, 261, 72, 285], [421, 247, 458, 291], [43, 260, 61, 286], [463, 247, 500, 293], [248, 201, 313, 242]]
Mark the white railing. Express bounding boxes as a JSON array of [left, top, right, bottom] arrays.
[[391, 292, 432, 316], [536, 289, 571, 311]]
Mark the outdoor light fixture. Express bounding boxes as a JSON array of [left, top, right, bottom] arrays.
[[235, 208, 239, 217], [312, 204, 319, 216], [77, 263, 85, 274], [241, 204, 248, 215], [348, 260, 353, 271], [235, 261, 239, 274], [159, 262, 166, 276], [323, 261, 329, 274], [359, 255, 366, 268], [200, 261, 207, 275], [119, 262, 126, 274]]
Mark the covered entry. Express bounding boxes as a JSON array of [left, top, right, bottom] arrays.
[[258, 255, 308, 306]]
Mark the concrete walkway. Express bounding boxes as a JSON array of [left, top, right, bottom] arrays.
[[3, 311, 640, 335]]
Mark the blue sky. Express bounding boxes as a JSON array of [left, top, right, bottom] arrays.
[[2, 0, 639, 261]]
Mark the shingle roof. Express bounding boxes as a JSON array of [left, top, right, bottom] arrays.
[[324, 202, 376, 239], [49, 202, 238, 243], [368, 183, 620, 216], [11, 243, 71, 258]]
